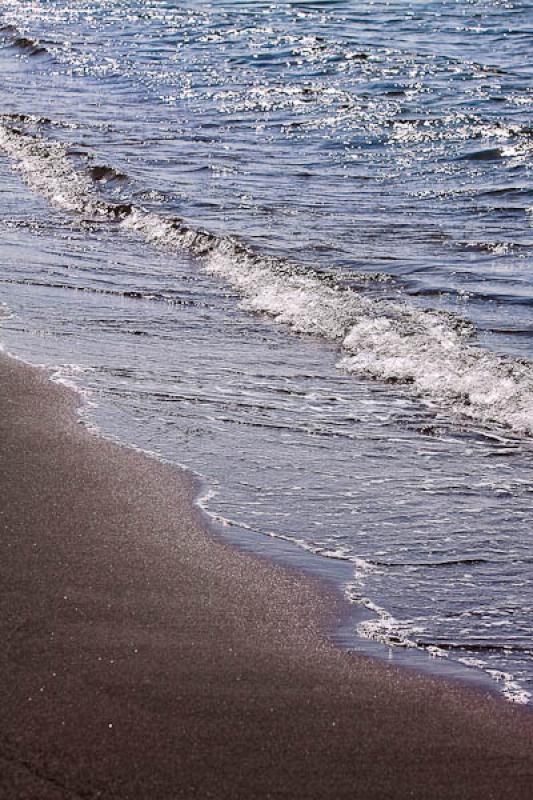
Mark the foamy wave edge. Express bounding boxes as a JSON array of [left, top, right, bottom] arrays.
[[1, 121, 532, 436]]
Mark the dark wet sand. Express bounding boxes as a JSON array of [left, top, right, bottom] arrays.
[[1, 352, 533, 800]]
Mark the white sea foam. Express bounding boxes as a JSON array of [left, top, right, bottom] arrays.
[[0, 123, 100, 213], [457, 658, 531, 705], [204, 249, 533, 435], [1, 122, 532, 436], [344, 581, 532, 704], [345, 581, 422, 650]]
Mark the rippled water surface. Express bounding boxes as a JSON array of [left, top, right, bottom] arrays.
[[0, 0, 532, 703]]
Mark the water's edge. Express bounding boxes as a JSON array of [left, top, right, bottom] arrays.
[[0, 341, 514, 706]]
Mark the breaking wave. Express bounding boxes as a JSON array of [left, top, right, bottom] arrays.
[[0, 24, 49, 57], [1, 120, 532, 436]]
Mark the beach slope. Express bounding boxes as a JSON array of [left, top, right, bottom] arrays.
[[1, 353, 532, 799]]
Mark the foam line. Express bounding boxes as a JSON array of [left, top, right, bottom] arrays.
[[1, 121, 532, 436]]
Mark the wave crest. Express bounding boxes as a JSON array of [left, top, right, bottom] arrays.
[[1, 120, 532, 436]]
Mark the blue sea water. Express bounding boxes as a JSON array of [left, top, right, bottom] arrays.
[[0, 0, 532, 703]]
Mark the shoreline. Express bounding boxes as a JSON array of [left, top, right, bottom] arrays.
[[2, 350, 533, 799], [4, 345, 518, 704], [19, 347, 526, 706]]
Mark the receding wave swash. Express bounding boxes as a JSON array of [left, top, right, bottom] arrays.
[[1, 119, 532, 437]]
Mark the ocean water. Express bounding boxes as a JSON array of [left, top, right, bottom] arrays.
[[0, 0, 532, 703]]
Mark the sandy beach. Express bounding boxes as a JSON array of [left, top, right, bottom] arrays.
[[1, 351, 533, 800]]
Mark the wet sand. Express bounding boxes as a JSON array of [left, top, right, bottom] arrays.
[[1, 352, 533, 800]]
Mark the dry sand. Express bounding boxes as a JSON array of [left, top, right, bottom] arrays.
[[1, 352, 533, 799]]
